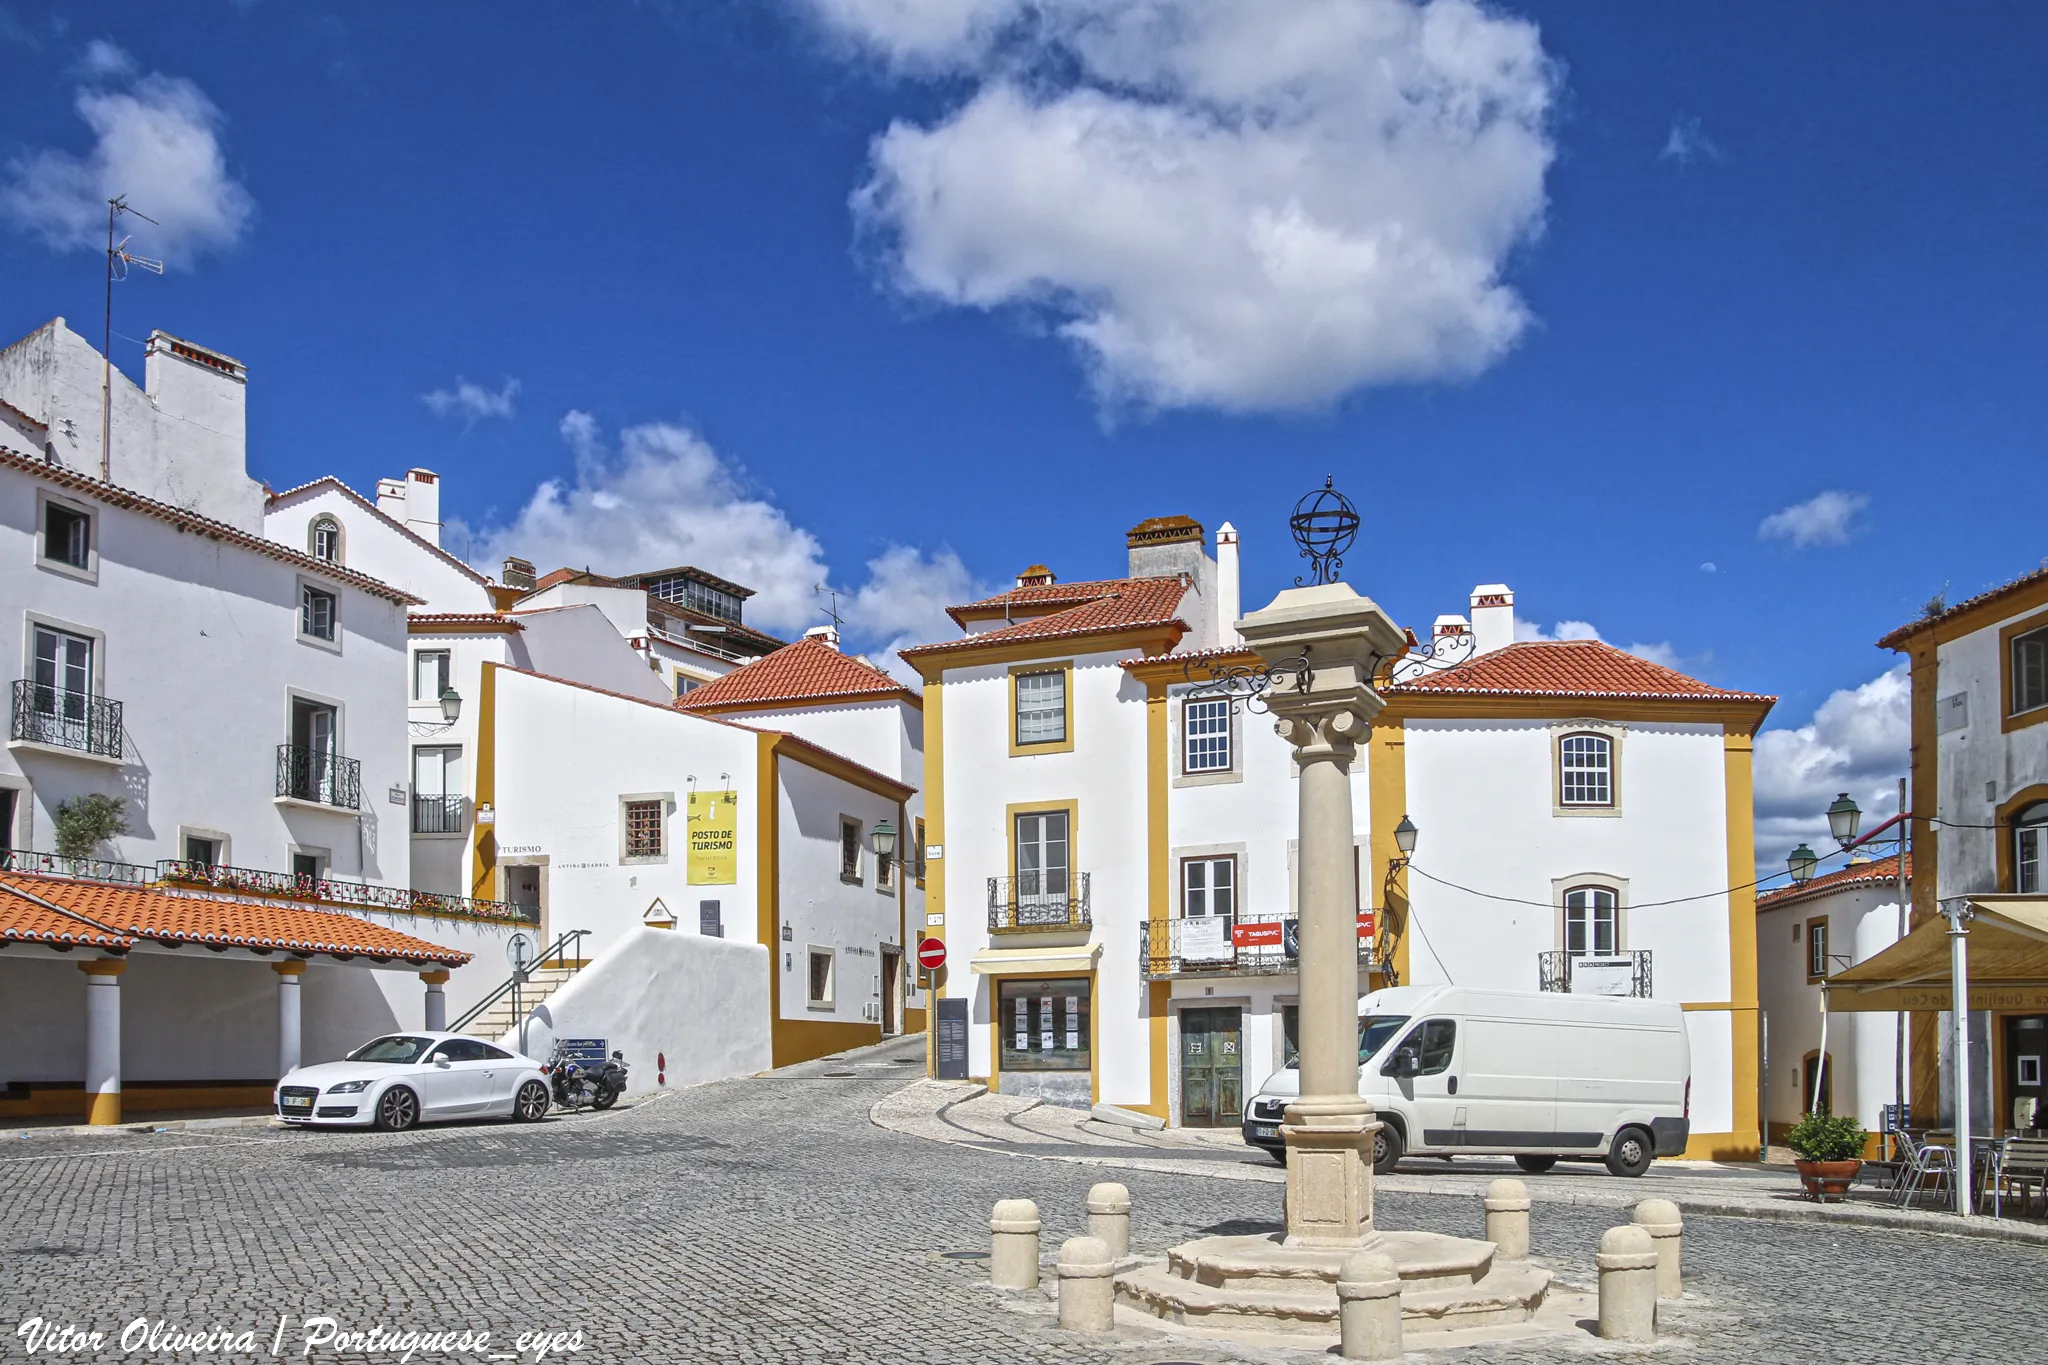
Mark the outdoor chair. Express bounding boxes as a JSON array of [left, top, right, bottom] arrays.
[[1986, 1137, 2048, 1219], [1891, 1131, 1956, 1210]]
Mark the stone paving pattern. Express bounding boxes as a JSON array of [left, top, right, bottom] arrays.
[[1, 1037, 2036, 1363]]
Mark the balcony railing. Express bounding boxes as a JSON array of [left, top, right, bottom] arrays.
[[412, 794, 464, 834], [0, 848, 152, 884], [276, 744, 361, 809], [157, 859, 534, 925], [10, 681, 122, 759], [1537, 949, 1652, 998], [1141, 912, 1376, 982], [987, 873, 1091, 932]]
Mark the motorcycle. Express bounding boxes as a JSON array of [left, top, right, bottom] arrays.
[[544, 1042, 628, 1112]]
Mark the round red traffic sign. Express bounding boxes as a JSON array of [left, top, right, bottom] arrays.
[[916, 936, 947, 971]]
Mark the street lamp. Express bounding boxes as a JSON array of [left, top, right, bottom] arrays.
[[1392, 815, 1418, 861], [872, 819, 897, 859], [1826, 792, 1861, 849], [1787, 842, 1819, 885], [439, 688, 462, 725]]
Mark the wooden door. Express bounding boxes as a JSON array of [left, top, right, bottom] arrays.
[[1179, 1007, 1244, 1128]]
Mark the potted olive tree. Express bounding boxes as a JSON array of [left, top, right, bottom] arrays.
[[1785, 1112, 1867, 1202]]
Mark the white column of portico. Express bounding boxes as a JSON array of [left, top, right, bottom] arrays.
[[420, 970, 450, 1032], [274, 960, 307, 1077], [78, 958, 127, 1126], [1237, 582, 1407, 1250]]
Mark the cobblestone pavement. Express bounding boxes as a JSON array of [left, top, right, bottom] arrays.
[[1, 1036, 2036, 1364]]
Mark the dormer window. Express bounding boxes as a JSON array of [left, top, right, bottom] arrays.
[[310, 516, 342, 565]]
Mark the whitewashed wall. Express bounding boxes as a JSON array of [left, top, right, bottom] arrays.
[[774, 757, 905, 1027], [1935, 620, 2048, 898], [1757, 885, 1906, 1136], [264, 484, 496, 613]]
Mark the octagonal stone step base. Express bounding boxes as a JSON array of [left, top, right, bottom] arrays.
[[1116, 1231, 1550, 1339]]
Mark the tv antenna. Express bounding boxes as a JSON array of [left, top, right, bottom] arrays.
[[102, 196, 162, 481], [813, 583, 844, 634]]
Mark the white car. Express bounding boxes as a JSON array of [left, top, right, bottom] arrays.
[[274, 1032, 550, 1130]]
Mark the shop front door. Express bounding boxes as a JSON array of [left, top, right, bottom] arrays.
[[1180, 1007, 1243, 1128]]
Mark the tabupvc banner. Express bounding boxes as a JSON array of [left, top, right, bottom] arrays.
[[687, 790, 738, 885]]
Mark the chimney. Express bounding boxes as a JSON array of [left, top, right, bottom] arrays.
[[403, 468, 442, 546], [1016, 565, 1056, 588], [1433, 613, 1471, 640], [501, 556, 537, 592], [1215, 522, 1242, 647], [376, 477, 407, 521], [804, 624, 841, 650], [1126, 515, 1206, 580], [1469, 583, 1514, 656]]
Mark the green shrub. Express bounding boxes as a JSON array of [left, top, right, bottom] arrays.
[[1785, 1111, 1867, 1163], [53, 793, 127, 859]]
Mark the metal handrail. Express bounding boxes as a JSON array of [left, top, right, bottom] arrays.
[[987, 872, 1091, 932], [450, 929, 590, 1035], [1537, 948, 1653, 997], [1139, 911, 1375, 982], [0, 849, 152, 884], [10, 680, 123, 759], [156, 859, 531, 924], [411, 793, 464, 834], [276, 744, 361, 809]]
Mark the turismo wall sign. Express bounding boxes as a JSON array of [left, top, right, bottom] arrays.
[[687, 790, 738, 884]]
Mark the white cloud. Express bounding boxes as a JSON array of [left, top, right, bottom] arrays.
[[75, 39, 135, 79], [1658, 113, 1723, 167], [816, 0, 1558, 414], [1758, 490, 1868, 549], [422, 377, 520, 426], [0, 68, 253, 265], [1513, 615, 1681, 669], [840, 542, 991, 683], [1753, 665, 1909, 878]]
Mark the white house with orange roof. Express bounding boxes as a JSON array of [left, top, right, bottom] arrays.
[[902, 513, 1773, 1162]]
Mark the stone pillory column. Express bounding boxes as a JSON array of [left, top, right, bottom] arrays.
[[1237, 582, 1407, 1249]]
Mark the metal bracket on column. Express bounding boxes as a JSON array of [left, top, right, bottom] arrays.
[[1181, 654, 1313, 715]]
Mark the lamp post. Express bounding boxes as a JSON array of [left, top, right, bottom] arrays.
[[1787, 843, 1818, 886], [1826, 793, 1861, 848], [1392, 816, 1418, 862], [439, 688, 462, 725]]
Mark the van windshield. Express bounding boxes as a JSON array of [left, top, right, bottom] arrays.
[[1285, 1015, 1410, 1067]]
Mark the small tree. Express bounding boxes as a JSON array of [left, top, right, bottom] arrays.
[[53, 793, 127, 859], [1784, 1111, 1867, 1163]]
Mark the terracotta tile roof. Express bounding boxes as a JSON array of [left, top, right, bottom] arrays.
[[1757, 852, 1910, 912], [0, 889, 129, 948], [0, 449, 424, 605], [676, 637, 914, 712], [1121, 646, 1261, 672], [1878, 562, 2048, 650], [1386, 640, 1774, 702], [946, 576, 1156, 628], [0, 874, 472, 965], [904, 576, 1190, 663], [410, 613, 522, 632], [266, 476, 495, 588]]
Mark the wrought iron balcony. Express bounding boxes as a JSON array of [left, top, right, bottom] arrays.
[[157, 859, 534, 925], [412, 793, 464, 834], [1537, 949, 1652, 998], [276, 744, 360, 809], [1141, 911, 1376, 982], [987, 873, 1091, 932], [10, 681, 122, 759], [0, 848, 151, 884]]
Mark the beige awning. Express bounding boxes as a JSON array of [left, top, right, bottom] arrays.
[[970, 941, 1104, 976], [1825, 896, 2048, 1012]]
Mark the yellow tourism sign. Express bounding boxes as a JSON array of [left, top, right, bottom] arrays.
[[687, 790, 738, 884]]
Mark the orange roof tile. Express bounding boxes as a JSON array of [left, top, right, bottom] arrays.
[[409, 613, 522, 633], [0, 890, 129, 949], [905, 576, 1190, 663], [945, 576, 1155, 628], [0, 875, 471, 965], [676, 637, 914, 712], [1878, 562, 2048, 650], [1387, 640, 1774, 702], [1758, 852, 1910, 912]]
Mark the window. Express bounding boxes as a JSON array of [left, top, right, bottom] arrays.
[[43, 501, 90, 570], [309, 516, 342, 564], [31, 625, 93, 711], [840, 817, 862, 883], [183, 836, 220, 867], [2014, 627, 2048, 717], [807, 947, 836, 1006], [998, 977, 1090, 1073], [413, 650, 451, 701], [624, 799, 664, 859], [1807, 916, 1831, 981], [1014, 670, 1067, 747], [914, 817, 927, 888], [412, 747, 462, 834], [675, 675, 701, 699], [1014, 809, 1070, 914], [1183, 697, 1232, 773], [2016, 804, 2047, 894], [1182, 856, 1236, 920], [291, 851, 325, 883], [1559, 733, 1613, 806], [300, 585, 336, 641], [1564, 886, 1618, 956], [1387, 1019, 1456, 1077]]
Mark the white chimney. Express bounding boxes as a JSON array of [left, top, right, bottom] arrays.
[[1215, 521, 1242, 647], [1470, 583, 1514, 656], [804, 624, 841, 650], [1433, 613, 1471, 640], [403, 468, 442, 546], [376, 477, 407, 521]]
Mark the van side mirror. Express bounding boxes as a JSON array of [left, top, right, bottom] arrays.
[[1382, 1050, 1420, 1078]]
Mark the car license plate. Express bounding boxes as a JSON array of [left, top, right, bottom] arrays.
[[282, 1096, 312, 1111], [1252, 1124, 1278, 1140]]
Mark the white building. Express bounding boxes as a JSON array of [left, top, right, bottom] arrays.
[[516, 565, 786, 699], [1756, 854, 1907, 1149], [904, 514, 1772, 1159]]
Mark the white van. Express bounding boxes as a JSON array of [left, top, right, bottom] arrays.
[[1242, 985, 1691, 1177]]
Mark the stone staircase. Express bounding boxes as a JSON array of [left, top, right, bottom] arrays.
[[462, 963, 582, 1044]]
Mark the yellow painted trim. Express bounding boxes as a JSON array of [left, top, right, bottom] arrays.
[[1146, 676, 1172, 1121], [1881, 570, 2048, 651], [272, 960, 309, 977], [1996, 783, 2048, 892], [1007, 660, 1077, 757], [1679, 1130, 1754, 1161], [76, 958, 127, 977], [471, 661, 499, 903], [768, 734, 916, 803], [924, 679, 946, 1079], [1680, 1001, 1759, 1013], [2000, 605, 2048, 734], [1367, 720, 1409, 985], [902, 626, 1184, 680], [1381, 694, 1774, 734], [418, 969, 452, 985], [0, 1084, 279, 1123], [86, 1091, 121, 1126], [1723, 726, 1762, 1161]]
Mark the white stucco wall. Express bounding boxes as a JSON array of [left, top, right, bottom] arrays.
[[1757, 883, 1906, 1136], [1934, 618, 2048, 898], [773, 755, 906, 1027], [264, 483, 496, 614], [516, 926, 771, 1093]]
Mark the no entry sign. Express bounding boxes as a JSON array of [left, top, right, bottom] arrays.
[[916, 936, 947, 971]]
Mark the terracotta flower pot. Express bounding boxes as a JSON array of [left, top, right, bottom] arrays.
[[1795, 1158, 1862, 1202]]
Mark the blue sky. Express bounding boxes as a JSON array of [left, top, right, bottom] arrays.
[[4, 2, 2044, 868]]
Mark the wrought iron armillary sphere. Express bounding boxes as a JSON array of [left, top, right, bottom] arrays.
[[1290, 476, 1359, 586]]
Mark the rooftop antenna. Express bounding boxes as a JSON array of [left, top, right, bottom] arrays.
[[102, 196, 162, 482], [813, 583, 844, 634]]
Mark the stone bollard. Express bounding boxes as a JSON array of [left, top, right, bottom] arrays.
[[1335, 1251, 1404, 1361], [1056, 1235, 1115, 1333], [1483, 1178, 1532, 1260], [1596, 1225, 1659, 1342], [1085, 1182, 1132, 1260], [1631, 1199, 1683, 1300], [989, 1198, 1041, 1289]]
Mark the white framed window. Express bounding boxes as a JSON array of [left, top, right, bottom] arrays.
[[807, 946, 836, 1007], [309, 516, 343, 565], [413, 650, 451, 701], [1015, 670, 1067, 746], [40, 498, 92, 573], [2018, 803, 2048, 895], [1183, 697, 1232, 773], [841, 816, 863, 882], [1807, 916, 1831, 980], [31, 624, 93, 707], [412, 746, 463, 835], [1559, 733, 1613, 807], [1563, 885, 1618, 956], [1014, 810, 1070, 903], [299, 584, 337, 642], [2015, 628, 2048, 717], [1182, 855, 1236, 920]]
